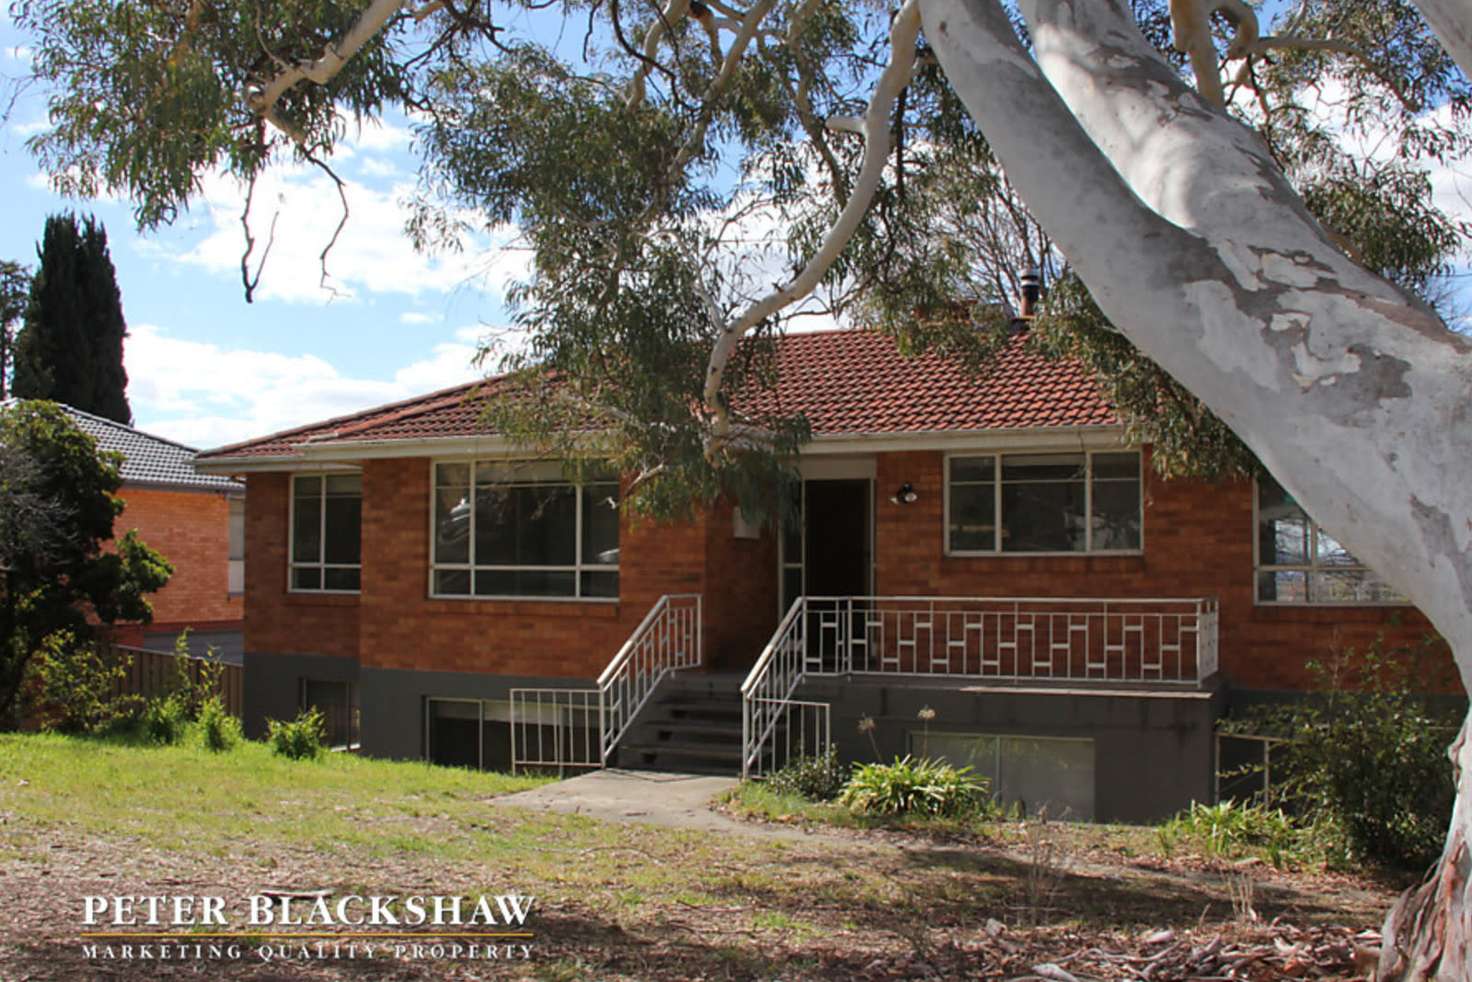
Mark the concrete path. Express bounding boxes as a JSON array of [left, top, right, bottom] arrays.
[[492, 769, 830, 841]]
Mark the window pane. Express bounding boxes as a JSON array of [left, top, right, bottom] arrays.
[[326, 474, 361, 496], [1001, 481, 1086, 552], [474, 569, 576, 597], [292, 566, 322, 591], [475, 485, 576, 566], [997, 736, 1094, 821], [1257, 569, 1306, 603], [1314, 528, 1358, 567], [292, 480, 322, 563], [228, 497, 245, 561], [434, 568, 471, 596], [948, 483, 996, 552], [781, 567, 802, 613], [1091, 479, 1141, 551], [582, 483, 620, 566], [436, 463, 470, 488], [1257, 478, 1308, 565], [1002, 453, 1085, 482], [580, 570, 619, 598], [324, 567, 360, 591], [434, 484, 471, 564], [950, 456, 995, 483], [323, 489, 361, 565], [781, 483, 802, 562], [1091, 452, 1138, 480], [1310, 569, 1404, 604], [427, 700, 480, 769]]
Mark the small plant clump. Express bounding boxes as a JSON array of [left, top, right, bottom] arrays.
[[197, 695, 242, 753], [267, 707, 326, 761], [142, 695, 188, 746], [1158, 800, 1308, 868], [765, 748, 848, 801], [840, 755, 991, 819]]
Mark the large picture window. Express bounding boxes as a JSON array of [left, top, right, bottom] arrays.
[[430, 461, 619, 599], [290, 474, 361, 592], [1256, 476, 1402, 604], [946, 451, 1142, 554]]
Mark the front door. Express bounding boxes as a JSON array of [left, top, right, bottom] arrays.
[[804, 479, 872, 598]]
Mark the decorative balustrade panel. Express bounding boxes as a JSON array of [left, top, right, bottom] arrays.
[[804, 597, 1218, 684]]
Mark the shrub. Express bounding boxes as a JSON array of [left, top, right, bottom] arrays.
[[267, 707, 326, 761], [839, 756, 990, 818], [24, 631, 134, 733], [765, 748, 848, 801], [1158, 800, 1305, 867], [197, 695, 242, 753], [1224, 636, 1462, 870], [167, 631, 226, 721], [142, 695, 188, 745]]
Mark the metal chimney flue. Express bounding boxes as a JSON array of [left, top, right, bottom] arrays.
[[1019, 269, 1042, 318]]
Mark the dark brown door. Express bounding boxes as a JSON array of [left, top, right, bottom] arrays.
[[804, 479, 871, 596]]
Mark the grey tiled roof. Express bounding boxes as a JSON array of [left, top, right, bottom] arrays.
[[48, 404, 244, 492]]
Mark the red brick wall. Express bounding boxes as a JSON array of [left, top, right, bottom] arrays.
[[702, 498, 780, 671], [873, 450, 1447, 692], [114, 486, 242, 631], [354, 459, 712, 677], [243, 473, 360, 661]]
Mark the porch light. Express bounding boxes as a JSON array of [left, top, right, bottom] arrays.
[[890, 483, 919, 505]]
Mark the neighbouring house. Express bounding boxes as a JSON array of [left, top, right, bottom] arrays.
[[193, 328, 1446, 821], [56, 404, 246, 661]]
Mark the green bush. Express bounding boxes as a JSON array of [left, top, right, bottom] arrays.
[[197, 695, 242, 753], [166, 631, 227, 721], [142, 695, 187, 745], [267, 707, 326, 761], [1158, 800, 1306, 867], [1225, 637, 1462, 871], [24, 631, 134, 733], [765, 748, 848, 801], [839, 756, 990, 818]]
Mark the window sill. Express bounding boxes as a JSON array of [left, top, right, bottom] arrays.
[[284, 592, 361, 607], [423, 596, 621, 618], [945, 550, 1145, 559]]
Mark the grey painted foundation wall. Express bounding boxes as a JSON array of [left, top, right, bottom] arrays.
[[798, 677, 1226, 824]]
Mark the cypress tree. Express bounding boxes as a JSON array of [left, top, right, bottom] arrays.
[[11, 214, 131, 424]]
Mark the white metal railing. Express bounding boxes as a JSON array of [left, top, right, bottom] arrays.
[[741, 597, 811, 779], [741, 595, 1219, 779], [597, 593, 702, 761], [800, 595, 1218, 682], [510, 593, 702, 774]]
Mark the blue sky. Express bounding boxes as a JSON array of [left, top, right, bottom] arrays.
[[0, 17, 525, 450]]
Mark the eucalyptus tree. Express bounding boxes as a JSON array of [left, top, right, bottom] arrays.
[[11, 0, 1472, 975]]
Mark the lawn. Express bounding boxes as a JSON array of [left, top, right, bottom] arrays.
[[0, 731, 1402, 980]]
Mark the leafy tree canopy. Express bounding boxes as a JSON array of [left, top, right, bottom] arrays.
[[0, 260, 29, 402], [0, 401, 171, 725], [11, 213, 133, 425], [10, 0, 1469, 501]]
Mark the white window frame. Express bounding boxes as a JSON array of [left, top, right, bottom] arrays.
[[942, 449, 1145, 557], [1252, 478, 1405, 607], [427, 460, 620, 603], [287, 472, 362, 594]]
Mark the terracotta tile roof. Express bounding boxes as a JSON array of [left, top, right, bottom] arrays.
[[196, 329, 1116, 463]]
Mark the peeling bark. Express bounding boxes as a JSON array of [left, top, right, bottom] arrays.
[[920, 1, 1472, 977]]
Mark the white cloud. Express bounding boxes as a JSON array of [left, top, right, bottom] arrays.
[[399, 311, 435, 325], [126, 322, 496, 448], [163, 163, 531, 306]]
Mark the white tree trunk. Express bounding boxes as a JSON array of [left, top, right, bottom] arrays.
[[918, 0, 1472, 976]]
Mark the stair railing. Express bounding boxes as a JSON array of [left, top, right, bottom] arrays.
[[741, 596, 821, 779], [596, 593, 703, 764], [510, 593, 702, 774]]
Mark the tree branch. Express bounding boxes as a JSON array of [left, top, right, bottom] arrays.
[[701, 0, 922, 449]]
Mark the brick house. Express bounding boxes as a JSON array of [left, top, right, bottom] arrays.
[[57, 405, 246, 659], [193, 330, 1441, 821]]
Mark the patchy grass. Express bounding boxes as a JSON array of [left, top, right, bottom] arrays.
[[0, 732, 1403, 980]]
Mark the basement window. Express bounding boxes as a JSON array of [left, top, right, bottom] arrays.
[[920, 732, 1095, 821], [1255, 477, 1403, 604], [289, 474, 361, 592], [430, 461, 619, 600]]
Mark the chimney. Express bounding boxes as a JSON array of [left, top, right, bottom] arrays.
[[1018, 269, 1041, 318]]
